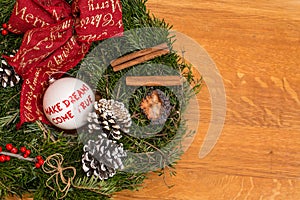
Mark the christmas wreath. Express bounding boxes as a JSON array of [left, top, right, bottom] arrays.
[[0, 0, 201, 199]]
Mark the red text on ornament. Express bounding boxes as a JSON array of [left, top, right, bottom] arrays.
[[78, 95, 93, 113], [67, 83, 90, 105], [52, 110, 74, 125], [44, 102, 63, 115]]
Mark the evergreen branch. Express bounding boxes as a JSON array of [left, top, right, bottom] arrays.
[[0, 112, 18, 128], [72, 176, 111, 197], [3, 91, 20, 108], [35, 121, 56, 142]]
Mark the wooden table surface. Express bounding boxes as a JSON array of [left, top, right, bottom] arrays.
[[115, 0, 300, 199]]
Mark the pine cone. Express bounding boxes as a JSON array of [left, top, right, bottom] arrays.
[[140, 89, 172, 124], [87, 99, 132, 140], [82, 137, 127, 180], [0, 57, 21, 88]]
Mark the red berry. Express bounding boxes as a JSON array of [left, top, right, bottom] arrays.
[[0, 155, 5, 163], [5, 156, 10, 161], [23, 153, 29, 158], [0, 147, 2, 152], [6, 144, 13, 151], [25, 149, 31, 156], [20, 146, 27, 153], [11, 147, 18, 154], [2, 23, 8, 29], [1, 29, 8, 36], [36, 155, 42, 160], [38, 159, 44, 165], [35, 163, 41, 168]]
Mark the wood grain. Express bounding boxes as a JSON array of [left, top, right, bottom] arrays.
[[114, 0, 300, 199]]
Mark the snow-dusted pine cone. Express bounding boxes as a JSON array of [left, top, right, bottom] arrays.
[[82, 137, 127, 180], [87, 99, 132, 140], [140, 89, 172, 124], [0, 57, 21, 88]]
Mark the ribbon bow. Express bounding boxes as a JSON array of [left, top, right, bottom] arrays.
[[3, 0, 123, 128], [42, 153, 77, 199]]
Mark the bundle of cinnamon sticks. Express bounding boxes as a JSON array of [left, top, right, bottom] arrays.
[[111, 43, 182, 86]]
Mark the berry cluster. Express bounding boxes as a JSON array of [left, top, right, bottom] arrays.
[[1, 23, 9, 36], [0, 144, 44, 168], [35, 155, 45, 168], [5, 143, 19, 154], [0, 147, 10, 162], [19, 146, 31, 157]]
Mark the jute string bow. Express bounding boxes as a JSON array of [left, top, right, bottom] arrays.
[[42, 153, 76, 199]]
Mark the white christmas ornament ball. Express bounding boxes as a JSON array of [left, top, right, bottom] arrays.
[[43, 77, 95, 130]]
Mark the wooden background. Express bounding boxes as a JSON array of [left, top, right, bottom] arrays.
[[115, 0, 300, 199]]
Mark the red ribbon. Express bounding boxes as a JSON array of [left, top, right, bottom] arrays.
[[3, 0, 123, 128]]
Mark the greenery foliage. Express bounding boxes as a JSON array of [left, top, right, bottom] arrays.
[[0, 0, 201, 199]]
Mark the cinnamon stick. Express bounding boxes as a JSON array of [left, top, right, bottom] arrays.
[[113, 49, 170, 72], [111, 43, 168, 67], [126, 76, 182, 86]]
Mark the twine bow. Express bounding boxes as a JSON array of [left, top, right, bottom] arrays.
[[3, 0, 123, 128], [42, 153, 76, 199]]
